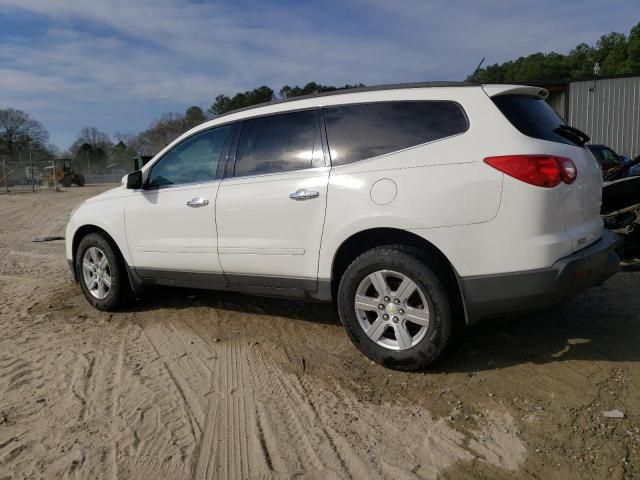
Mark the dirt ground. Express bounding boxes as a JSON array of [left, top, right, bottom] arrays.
[[0, 185, 638, 480]]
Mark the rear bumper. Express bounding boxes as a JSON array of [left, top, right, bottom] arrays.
[[461, 229, 620, 324]]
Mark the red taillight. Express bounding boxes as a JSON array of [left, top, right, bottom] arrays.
[[483, 155, 577, 188]]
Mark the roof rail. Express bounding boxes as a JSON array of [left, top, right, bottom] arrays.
[[214, 81, 479, 119]]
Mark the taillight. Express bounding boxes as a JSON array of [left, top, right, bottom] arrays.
[[557, 157, 577, 184], [484, 155, 577, 188]]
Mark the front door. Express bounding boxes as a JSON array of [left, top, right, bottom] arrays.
[[125, 125, 234, 278], [216, 109, 329, 290]]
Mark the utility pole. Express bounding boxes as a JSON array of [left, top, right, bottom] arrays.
[[19, 151, 24, 190], [51, 158, 58, 192]]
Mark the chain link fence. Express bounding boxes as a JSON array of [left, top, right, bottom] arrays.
[[0, 151, 121, 193], [1, 152, 55, 193]]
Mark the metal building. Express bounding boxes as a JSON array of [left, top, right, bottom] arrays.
[[567, 75, 640, 157], [541, 75, 640, 157]]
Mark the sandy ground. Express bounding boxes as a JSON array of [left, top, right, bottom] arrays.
[[0, 185, 638, 480]]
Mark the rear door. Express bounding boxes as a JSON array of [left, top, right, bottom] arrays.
[[216, 109, 329, 290]]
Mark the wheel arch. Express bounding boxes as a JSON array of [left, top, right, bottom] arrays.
[[71, 224, 139, 291], [73, 225, 116, 264], [330, 227, 469, 326]]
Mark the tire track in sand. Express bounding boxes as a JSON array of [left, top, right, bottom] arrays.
[[193, 337, 524, 479], [191, 340, 265, 479], [191, 339, 349, 480]]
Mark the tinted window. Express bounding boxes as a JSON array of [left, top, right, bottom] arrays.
[[492, 95, 577, 146], [589, 146, 621, 170], [324, 101, 468, 166], [148, 126, 232, 188], [599, 147, 620, 163], [234, 110, 320, 177], [588, 146, 605, 161]]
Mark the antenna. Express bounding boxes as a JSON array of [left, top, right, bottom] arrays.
[[468, 57, 485, 83]]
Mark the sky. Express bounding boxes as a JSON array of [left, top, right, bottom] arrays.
[[1, 0, 639, 151]]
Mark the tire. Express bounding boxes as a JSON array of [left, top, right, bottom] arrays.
[[75, 175, 85, 186], [75, 233, 131, 311], [337, 245, 453, 370], [61, 175, 72, 187]]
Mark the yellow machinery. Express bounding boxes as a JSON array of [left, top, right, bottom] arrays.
[[41, 158, 85, 187]]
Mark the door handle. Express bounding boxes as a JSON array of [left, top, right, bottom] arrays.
[[186, 197, 209, 208], [289, 189, 319, 201]]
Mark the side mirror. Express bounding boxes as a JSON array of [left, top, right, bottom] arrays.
[[124, 170, 143, 189]]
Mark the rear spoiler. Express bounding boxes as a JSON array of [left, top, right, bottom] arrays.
[[482, 84, 548, 100]]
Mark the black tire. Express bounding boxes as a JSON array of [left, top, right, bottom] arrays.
[[75, 174, 85, 186], [61, 175, 72, 187], [75, 233, 131, 311], [337, 245, 453, 370]]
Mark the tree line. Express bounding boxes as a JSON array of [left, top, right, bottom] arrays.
[[470, 22, 640, 82]]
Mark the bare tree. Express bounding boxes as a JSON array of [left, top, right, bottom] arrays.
[[68, 127, 113, 175], [137, 113, 186, 155], [70, 127, 112, 155], [0, 108, 49, 155]]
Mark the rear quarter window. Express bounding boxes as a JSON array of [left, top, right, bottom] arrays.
[[324, 101, 468, 166], [492, 94, 577, 146]]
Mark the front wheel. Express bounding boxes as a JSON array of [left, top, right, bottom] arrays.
[[337, 245, 453, 370], [75, 233, 130, 311]]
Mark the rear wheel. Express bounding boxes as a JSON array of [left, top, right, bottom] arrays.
[[75, 174, 85, 186], [337, 245, 453, 370], [75, 233, 131, 311]]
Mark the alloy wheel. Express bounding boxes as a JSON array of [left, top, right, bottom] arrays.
[[354, 269, 431, 351], [82, 247, 112, 300]]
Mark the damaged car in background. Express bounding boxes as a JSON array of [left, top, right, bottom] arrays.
[[601, 155, 640, 268]]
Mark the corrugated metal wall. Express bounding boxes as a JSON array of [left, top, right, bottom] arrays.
[[547, 90, 567, 119], [568, 76, 640, 156]]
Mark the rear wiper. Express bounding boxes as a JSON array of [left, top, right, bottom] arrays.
[[554, 125, 590, 146]]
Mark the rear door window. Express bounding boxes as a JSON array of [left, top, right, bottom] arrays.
[[492, 95, 578, 146], [233, 110, 321, 177], [323, 101, 468, 166]]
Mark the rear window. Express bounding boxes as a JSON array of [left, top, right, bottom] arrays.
[[492, 94, 578, 146], [324, 101, 468, 166]]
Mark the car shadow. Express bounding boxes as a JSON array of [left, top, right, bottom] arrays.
[[125, 274, 640, 373], [128, 285, 342, 327]]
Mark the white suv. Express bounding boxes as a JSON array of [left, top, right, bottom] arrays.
[[66, 82, 619, 369]]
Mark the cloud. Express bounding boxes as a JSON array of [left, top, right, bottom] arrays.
[[0, 0, 638, 149]]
